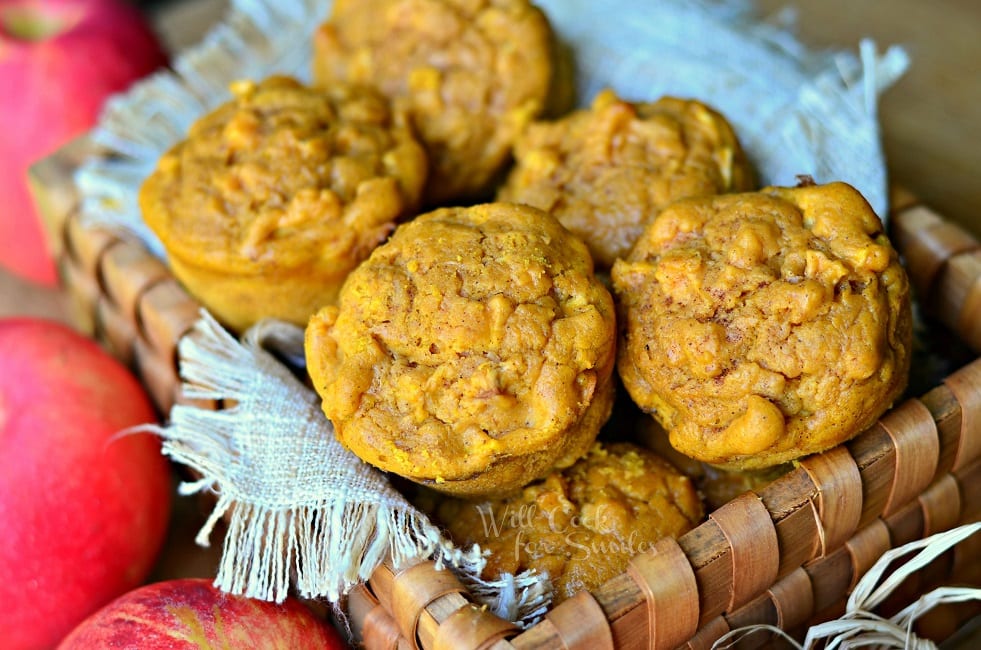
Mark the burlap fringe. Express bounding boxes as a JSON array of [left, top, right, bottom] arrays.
[[458, 568, 555, 626], [151, 313, 450, 602], [713, 522, 981, 650], [151, 312, 552, 626]]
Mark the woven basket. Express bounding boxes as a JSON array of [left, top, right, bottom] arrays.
[[29, 141, 981, 648]]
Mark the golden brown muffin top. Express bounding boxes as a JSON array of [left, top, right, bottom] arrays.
[[140, 76, 427, 273], [306, 203, 617, 491], [612, 182, 911, 469], [499, 90, 754, 268], [313, 0, 555, 204], [430, 442, 703, 602]]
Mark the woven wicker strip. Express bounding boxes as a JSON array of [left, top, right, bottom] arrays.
[[723, 592, 776, 634], [138, 279, 203, 366], [891, 204, 981, 351], [760, 477, 822, 577], [625, 538, 699, 649], [551, 591, 614, 650], [432, 604, 518, 650], [388, 561, 470, 650], [99, 239, 169, 322], [803, 545, 851, 615], [891, 204, 979, 298], [952, 518, 981, 583], [681, 616, 729, 650], [916, 541, 954, 600], [800, 447, 864, 556], [882, 505, 949, 610], [884, 498, 925, 549], [60, 247, 101, 335], [943, 360, 981, 471], [96, 296, 136, 366], [508, 618, 563, 649], [848, 424, 899, 529], [364, 607, 408, 650], [348, 586, 378, 640], [766, 567, 814, 630], [844, 519, 892, 592], [918, 475, 962, 537], [708, 493, 780, 614], [64, 210, 114, 278], [350, 586, 405, 650], [955, 459, 981, 525], [877, 399, 941, 517], [419, 593, 483, 650], [921, 389, 965, 480], [952, 252, 981, 350], [133, 335, 181, 414]]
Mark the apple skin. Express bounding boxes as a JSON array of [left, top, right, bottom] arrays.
[[0, 318, 172, 649], [58, 578, 349, 649], [0, 0, 168, 285]]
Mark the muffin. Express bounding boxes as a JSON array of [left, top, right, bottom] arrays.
[[636, 417, 790, 511], [312, 0, 559, 205], [140, 76, 427, 332], [429, 442, 704, 602], [305, 203, 617, 497], [612, 182, 912, 469], [498, 90, 754, 268]]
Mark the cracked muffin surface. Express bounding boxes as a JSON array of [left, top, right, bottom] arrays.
[[313, 0, 557, 205], [428, 442, 703, 602], [498, 90, 754, 268], [140, 76, 427, 331], [305, 202, 617, 497], [612, 182, 912, 469]]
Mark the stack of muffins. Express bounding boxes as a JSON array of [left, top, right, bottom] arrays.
[[139, 0, 912, 604]]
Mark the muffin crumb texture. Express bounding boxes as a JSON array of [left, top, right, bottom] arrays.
[[140, 76, 427, 331], [499, 89, 755, 268], [612, 182, 912, 469], [306, 203, 617, 496], [313, 0, 557, 204], [431, 442, 703, 602]]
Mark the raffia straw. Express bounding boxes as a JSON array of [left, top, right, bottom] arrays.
[[712, 522, 981, 650]]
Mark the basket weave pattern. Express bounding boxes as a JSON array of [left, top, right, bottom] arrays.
[[44, 178, 981, 648]]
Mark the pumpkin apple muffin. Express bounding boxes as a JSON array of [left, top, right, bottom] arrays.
[[428, 442, 703, 602], [636, 417, 791, 511], [305, 203, 617, 497], [612, 182, 912, 469], [139, 76, 427, 332], [498, 90, 754, 269], [312, 0, 559, 205]]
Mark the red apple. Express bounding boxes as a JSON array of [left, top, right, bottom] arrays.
[[58, 578, 349, 649], [0, 0, 168, 285], [0, 318, 171, 649]]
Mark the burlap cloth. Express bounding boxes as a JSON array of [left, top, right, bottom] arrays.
[[77, 0, 910, 626], [150, 313, 550, 625]]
